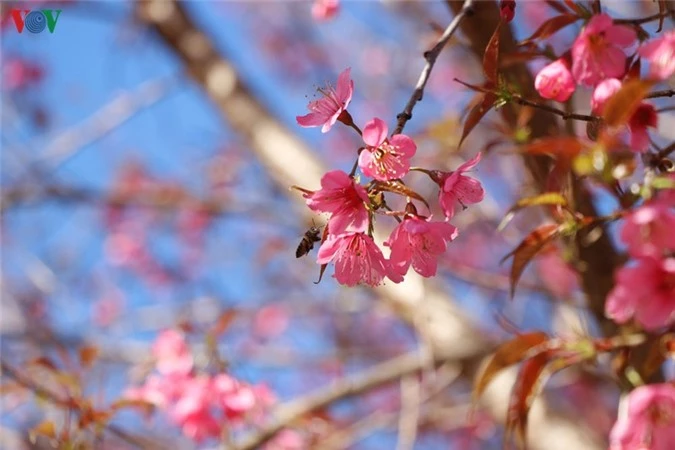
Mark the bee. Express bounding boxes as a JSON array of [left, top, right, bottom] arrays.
[[296, 224, 322, 258]]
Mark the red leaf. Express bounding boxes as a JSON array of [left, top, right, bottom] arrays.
[[602, 79, 654, 128], [502, 224, 562, 298], [211, 310, 238, 337], [522, 136, 585, 160], [484, 22, 502, 83], [459, 92, 497, 149], [473, 331, 549, 403], [519, 14, 580, 45], [505, 353, 550, 449]]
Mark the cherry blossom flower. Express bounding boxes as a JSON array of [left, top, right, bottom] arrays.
[[433, 153, 485, 219], [609, 383, 675, 450], [303, 170, 369, 234], [639, 30, 675, 81], [264, 429, 306, 450], [534, 58, 576, 102], [605, 257, 675, 330], [317, 232, 399, 286], [312, 0, 339, 21], [385, 215, 458, 278], [171, 376, 221, 442], [296, 68, 353, 133], [571, 13, 636, 86], [620, 203, 675, 258], [591, 78, 658, 152], [358, 118, 416, 181], [152, 329, 194, 376]]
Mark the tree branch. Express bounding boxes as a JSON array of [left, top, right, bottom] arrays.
[[394, 0, 474, 135]]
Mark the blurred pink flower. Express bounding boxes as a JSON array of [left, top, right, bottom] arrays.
[[303, 170, 369, 234], [358, 118, 416, 181], [385, 215, 458, 278], [609, 383, 675, 450], [171, 376, 221, 442], [534, 58, 576, 102], [317, 232, 398, 286], [434, 153, 485, 219], [153, 329, 194, 376], [605, 257, 675, 330], [571, 14, 636, 86], [312, 0, 339, 21], [536, 250, 579, 299], [639, 30, 675, 81], [253, 304, 289, 339], [591, 79, 657, 152], [620, 203, 675, 258], [499, 0, 516, 23], [2, 57, 43, 91], [296, 67, 352, 133]]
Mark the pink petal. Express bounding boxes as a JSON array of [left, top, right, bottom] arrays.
[[335, 67, 354, 105], [585, 13, 612, 35], [296, 112, 325, 128], [357, 149, 377, 178], [362, 118, 388, 147], [439, 191, 457, 219], [606, 24, 636, 48], [454, 176, 485, 204], [629, 126, 650, 153], [321, 170, 351, 190], [390, 134, 417, 158], [457, 152, 482, 172], [316, 236, 342, 264], [598, 46, 628, 80]]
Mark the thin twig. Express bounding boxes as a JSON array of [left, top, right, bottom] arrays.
[[645, 89, 675, 99], [393, 0, 474, 135], [510, 94, 599, 122], [615, 11, 673, 25], [232, 351, 449, 450]]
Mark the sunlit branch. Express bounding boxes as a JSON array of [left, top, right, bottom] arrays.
[[393, 0, 475, 135], [645, 89, 675, 99]]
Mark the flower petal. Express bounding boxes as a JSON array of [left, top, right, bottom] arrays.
[[362, 118, 388, 147]]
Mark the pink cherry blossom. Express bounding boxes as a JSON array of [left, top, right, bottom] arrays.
[[605, 257, 675, 330], [303, 170, 369, 234], [152, 329, 194, 376], [620, 203, 675, 258], [317, 232, 399, 286], [499, 0, 516, 23], [264, 429, 306, 450], [357, 118, 416, 181], [639, 30, 675, 81], [591, 79, 658, 152], [296, 68, 353, 133], [534, 58, 576, 102], [536, 249, 579, 299], [571, 14, 636, 86], [609, 383, 675, 450], [385, 215, 458, 278], [312, 0, 339, 21], [171, 376, 221, 442], [435, 153, 485, 219]]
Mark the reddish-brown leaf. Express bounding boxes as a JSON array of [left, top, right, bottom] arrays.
[[79, 345, 99, 369], [484, 22, 502, 83], [603, 79, 654, 128], [626, 57, 641, 81], [371, 180, 430, 210], [459, 92, 497, 149], [505, 353, 550, 449], [211, 310, 238, 337], [522, 136, 584, 159], [519, 14, 580, 45], [473, 331, 549, 403], [502, 224, 561, 298]]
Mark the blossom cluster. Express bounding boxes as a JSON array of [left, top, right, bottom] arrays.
[[125, 330, 303, 448], [605, 186, 675, 331], [534, 15, 674, 152], [295, 68, 484, 286]]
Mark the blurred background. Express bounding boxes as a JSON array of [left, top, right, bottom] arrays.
[[1, 1, 672, 449]]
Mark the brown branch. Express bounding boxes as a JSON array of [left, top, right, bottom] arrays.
[[233, 351, 449, 450], [615, 11, 673, 25], [645, 89, 675, 99], [393, 0, 474, 135], [510, 94, 599, 122]]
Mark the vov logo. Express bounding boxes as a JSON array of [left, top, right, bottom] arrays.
[[9, 9, 62, 34]]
